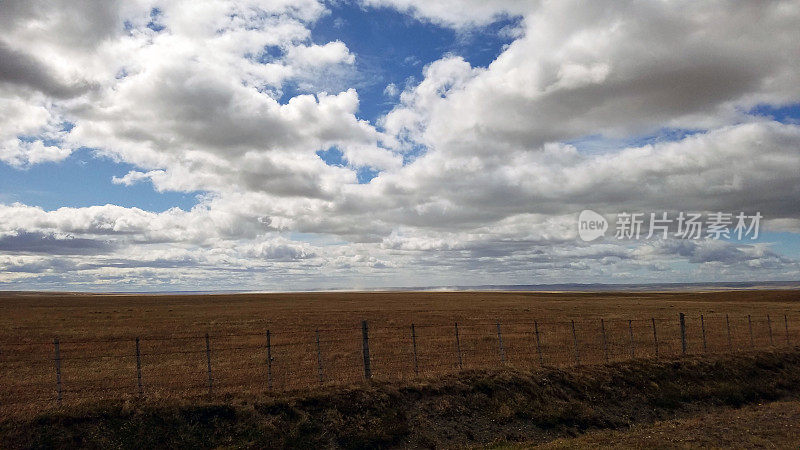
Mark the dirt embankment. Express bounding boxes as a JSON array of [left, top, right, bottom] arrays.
[[3, 350, 800, 449], [535, 399, 800, 449]]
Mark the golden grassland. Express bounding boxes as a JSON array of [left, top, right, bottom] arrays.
[[1, 289, 799, 418]]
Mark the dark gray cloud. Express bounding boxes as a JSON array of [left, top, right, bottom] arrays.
[[2, 257, 78, 273], [0, 231, 114, 255], [642, 239, 793, 266], [0, 42, 95, 98]]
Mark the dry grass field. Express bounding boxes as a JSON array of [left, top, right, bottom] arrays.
[[1, 289, 800, 419]]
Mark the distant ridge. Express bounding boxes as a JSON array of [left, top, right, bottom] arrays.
[[3, 280, 797, 294], [418, 281, 800, 292]]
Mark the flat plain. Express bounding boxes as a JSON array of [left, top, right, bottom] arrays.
[[1, 289, 799, 418]]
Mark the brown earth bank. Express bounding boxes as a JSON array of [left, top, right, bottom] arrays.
[[530, 399, 800, 449], [2, 349, 800, 449]]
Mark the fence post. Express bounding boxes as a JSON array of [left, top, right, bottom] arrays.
[[53, 338, 62, 406], [454, 322, 463, 370], [266, 330, 273, 391], [534, 320, 544, 366], [651, 318, 659, 357], [748, 315, 754, 349], [628, 319, 635, 358], [767, 314, 774, 347], [700, 315, 707, 353], [315, 329, 324, 385], [785, 315, 791, 347], [571, 320, 580, 364], [496, 321, 506, 364], [411, 323, 419, 376], [726, 314, 733, 351], [205, 333, 213, 395], [135, 337, 143, 396], [600, 319, 609, 363], [362, 320, 372, 381], [679, 313, 686, 355]]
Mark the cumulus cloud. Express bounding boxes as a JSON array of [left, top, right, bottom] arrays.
[[385, 0, 800, 156], [1, 0, 387, 187]]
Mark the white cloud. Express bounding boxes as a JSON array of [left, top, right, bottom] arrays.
[[0, 139, 71, 167], [383, 83, 399, 97], [382, 56, 478, 147], [285, 41, 355, 68], [0, 91, 71, 167], [386, 0, 800, 157]]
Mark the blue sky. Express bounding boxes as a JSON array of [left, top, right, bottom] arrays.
[[1, 0, 799, 291], [309, 2, 520, 122], [0, 148, 200, 211]]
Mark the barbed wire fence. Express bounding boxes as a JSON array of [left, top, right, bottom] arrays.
[[0, 312, 795, 413]]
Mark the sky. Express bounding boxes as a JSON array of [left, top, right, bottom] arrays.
[[1, 0, 799, 291]]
